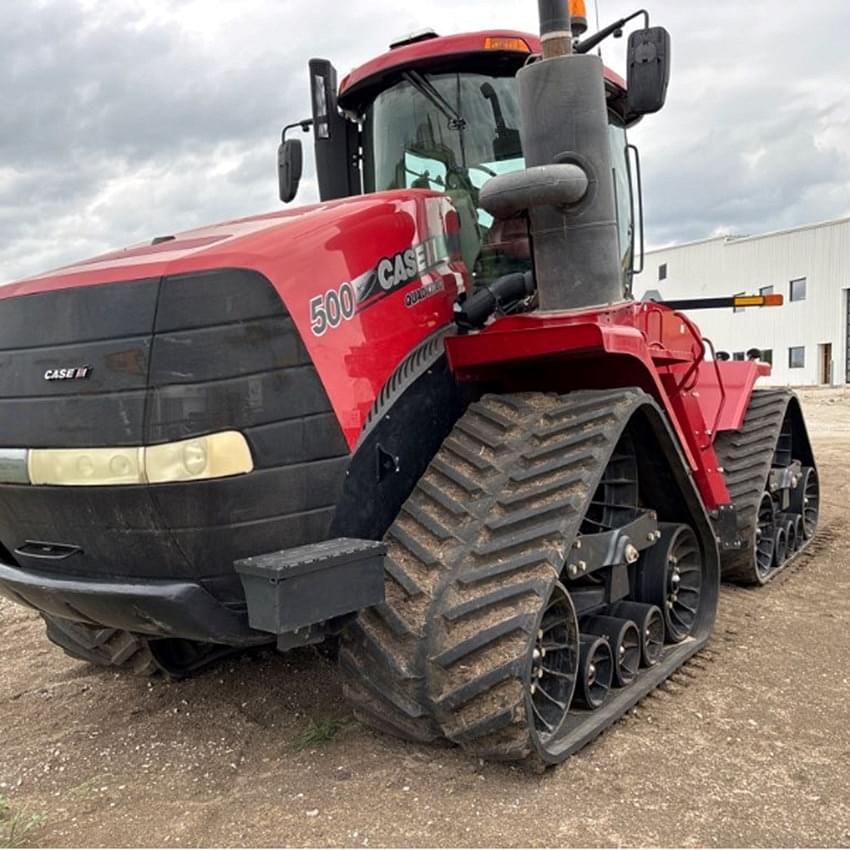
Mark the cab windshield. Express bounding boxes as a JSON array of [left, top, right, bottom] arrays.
[[362, 71, 525, 284], [361, 70, 632, 289], [362, 71, 523, 198]]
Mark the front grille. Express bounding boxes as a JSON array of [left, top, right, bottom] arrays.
[[0, 268, 350, 595]]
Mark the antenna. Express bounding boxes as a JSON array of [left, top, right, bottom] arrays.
[[594, 0, 602, 56]]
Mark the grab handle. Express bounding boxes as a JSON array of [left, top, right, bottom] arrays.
[[14, 541, 82, 561]]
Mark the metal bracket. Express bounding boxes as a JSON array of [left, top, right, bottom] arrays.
[[565, 510, 660, 579], [768, 462, 802, 513], [715, 503, 742, 551], [769, 461, 802, 494], [376, 445, 400, 483]]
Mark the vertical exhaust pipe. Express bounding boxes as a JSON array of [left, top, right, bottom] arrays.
[[481, 1, 626, 312], [522, 2, 625, 310], [538, 0, 573, 58]]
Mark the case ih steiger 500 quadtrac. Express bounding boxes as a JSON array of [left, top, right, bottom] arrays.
[[0, 1, 819, 765]]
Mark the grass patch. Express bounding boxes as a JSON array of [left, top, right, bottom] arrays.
[[0, 797, 47, 849], [293, 717, 350, 751]]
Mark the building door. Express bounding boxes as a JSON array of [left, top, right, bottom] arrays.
[[846, 290, 850, 383], [820, 343, 833, 385]]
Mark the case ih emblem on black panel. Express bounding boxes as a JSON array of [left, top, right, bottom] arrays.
[[44, 366, 93, 381]]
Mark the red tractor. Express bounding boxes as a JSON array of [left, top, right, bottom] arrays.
[[0, 1, 818, 766]]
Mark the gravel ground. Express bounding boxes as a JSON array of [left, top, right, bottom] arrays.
[[1, 389, 848, 848]]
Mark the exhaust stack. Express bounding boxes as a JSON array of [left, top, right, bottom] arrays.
[[538, 0, 573, 58], [480, 1, 626, 311]]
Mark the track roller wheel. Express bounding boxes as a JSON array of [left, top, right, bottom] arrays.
[[791, 467, 819, 540], [580, 616, 640, 686], [754, 492, 777, 581], [783, 516, 798, 556], [636, 525, 703, 643], [792, 515, 804, 552], [526, 583, 581, 751], [574, 636, 613, 710], [609, 602, 665, 667], [773, 526, 787, 568]]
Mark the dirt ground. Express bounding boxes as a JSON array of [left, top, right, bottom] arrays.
[[1, 389, 849, 848]]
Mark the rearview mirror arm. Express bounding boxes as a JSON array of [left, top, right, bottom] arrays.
[[281, 118, 314, 144], [575, 9, 649, 54]]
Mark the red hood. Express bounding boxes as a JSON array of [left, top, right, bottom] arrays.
[[0, 189, 466, 451], [0, 193, 417, 299]]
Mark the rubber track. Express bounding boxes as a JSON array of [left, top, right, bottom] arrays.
[[714, 388, 797, 584], [43, 615, 158, 676], [341, 389, 648, 762]]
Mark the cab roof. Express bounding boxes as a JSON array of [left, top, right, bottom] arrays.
[[339, 30, 627, 108]]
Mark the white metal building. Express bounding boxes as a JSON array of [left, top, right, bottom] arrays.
[[639, 216, 850, 386]]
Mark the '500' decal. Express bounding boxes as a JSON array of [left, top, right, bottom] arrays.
[[309, 235, 456, 337], [309, 283, 357, 337]]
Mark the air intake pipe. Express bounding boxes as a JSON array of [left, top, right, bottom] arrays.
[[479, 2, 626, 312]]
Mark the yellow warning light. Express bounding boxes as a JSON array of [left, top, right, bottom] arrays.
[[569, 0, 589, 36], [484, 36, 532, 53], [733, 294, 785, 309]]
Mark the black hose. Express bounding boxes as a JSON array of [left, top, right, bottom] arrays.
[[456, 272, 535, 330]]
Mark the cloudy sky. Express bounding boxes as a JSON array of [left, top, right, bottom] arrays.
[[1, 0, 848, 285]]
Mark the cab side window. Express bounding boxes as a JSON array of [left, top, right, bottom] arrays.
[[608, 119, 634, 289]]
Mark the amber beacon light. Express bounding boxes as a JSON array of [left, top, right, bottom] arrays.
[[569, 0, 589, 35]]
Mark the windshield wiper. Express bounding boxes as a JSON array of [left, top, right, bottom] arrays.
[[403, 71, 466, 130]]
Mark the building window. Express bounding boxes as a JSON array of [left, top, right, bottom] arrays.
[[759, 285, 774, 296], [789, 347, 806, 369], [733, 292, 746, 314], [790, 278, 807, 302], [733, 352, 745, 361], [761, 349, 773, 365], [659, 263, 667, 281]]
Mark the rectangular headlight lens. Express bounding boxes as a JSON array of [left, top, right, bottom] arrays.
[[145, 432, 254, 484], [29, 447, 144, 487], [25, 432, 253, 487]]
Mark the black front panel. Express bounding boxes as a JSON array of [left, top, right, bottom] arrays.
[[0, 484, 192, 580], [0, 279, 159, 446], [146, 269, 338, 446], [0, 278, 159, 347], [0, 269, 350, 598], [146, 367, 332, 445], [145, 270, 350, 590]]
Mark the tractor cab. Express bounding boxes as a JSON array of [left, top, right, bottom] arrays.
[[280, 30, 638, 293]]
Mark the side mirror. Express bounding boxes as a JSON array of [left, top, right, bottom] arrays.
[[626, 26, 671, 116], [278, 138, 303, 203]]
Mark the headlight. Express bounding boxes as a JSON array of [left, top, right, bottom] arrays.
[[24, 432, 253, 487], [29, 447, 145, 487], [145, 432, 254, 484]]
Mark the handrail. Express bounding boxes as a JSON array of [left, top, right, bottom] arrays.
[[702, 337, 727, 440]]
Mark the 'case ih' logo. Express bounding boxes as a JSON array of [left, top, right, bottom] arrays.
[[44, 366, 93, 382]]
